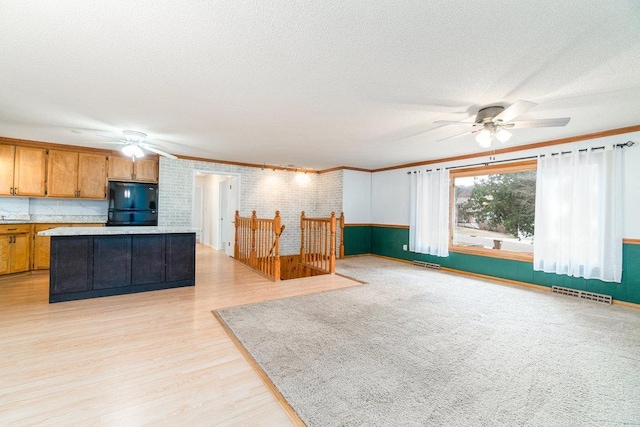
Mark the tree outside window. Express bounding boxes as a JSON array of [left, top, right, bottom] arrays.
[[450, 161, 536, 259]]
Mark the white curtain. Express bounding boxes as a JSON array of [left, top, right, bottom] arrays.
[[533, 147, 623, 282], [409, 169, 450, 257]]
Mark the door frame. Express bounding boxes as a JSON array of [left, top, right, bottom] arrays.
[[191, 170, 241, 254]]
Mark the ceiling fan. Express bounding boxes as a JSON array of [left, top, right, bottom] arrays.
[[99, 130, 178, 160], [434, 100, 570, 148]]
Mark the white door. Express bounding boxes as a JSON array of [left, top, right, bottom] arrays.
[[192, 186, 203, 243], [220, 177, 238, 257]]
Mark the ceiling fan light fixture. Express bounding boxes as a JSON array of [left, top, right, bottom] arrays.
[[123, 130, 147, 144], [121, 144, 145, 158], [495, 128, 512, 143], [475, 129, 493, 148]]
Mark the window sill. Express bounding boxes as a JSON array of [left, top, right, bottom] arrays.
[[449, 245, 534, 262]]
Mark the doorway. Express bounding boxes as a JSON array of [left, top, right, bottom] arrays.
[[192, 172, 239, 254]]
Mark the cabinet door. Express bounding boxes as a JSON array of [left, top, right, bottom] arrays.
[[0, 145, 15, 196], [131, 234, 166, 285], [108, 156, 134, 180], [0, 236, 10, 275], [14, 146, 46, 196], [166, 233, 195, 282], [77, 153, 107, 199], [93, 236, 131, 290], [50, 237, 93, 294], [33, 224, 68, 270], [134, 159, 159, 182], [11, 233, 30, 273], [47, 150, 79, 198]]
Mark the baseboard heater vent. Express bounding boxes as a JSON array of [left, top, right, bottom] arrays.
[[551, 286, 612, 305], [413, 260, 441, 270]]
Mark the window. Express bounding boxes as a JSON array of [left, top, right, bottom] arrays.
[[449, 160, 537, 261]]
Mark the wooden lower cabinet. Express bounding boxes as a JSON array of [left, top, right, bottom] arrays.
[[0, 224, 31, 275], [49, 233, 195, 302], [92, 236, 132, 290], [132, 234, 166, 285], [49, 236, 93, 294], [166, 234, 197, 282]]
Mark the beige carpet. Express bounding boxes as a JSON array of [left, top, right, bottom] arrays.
[[215, 256, 640, 426]]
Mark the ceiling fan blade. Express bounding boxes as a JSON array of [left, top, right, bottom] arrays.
[[507, 117, 571, 128], [140, 143, 178, 159], [98, 140, 126, 145], [433, 120, 477, 126], [436, 129, 476, 142], [493, 100, 537, 123]]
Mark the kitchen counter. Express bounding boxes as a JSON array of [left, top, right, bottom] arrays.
[[40, 226, 198, 236], [0, 215, 108, 224], [47, 228, 196, 303]]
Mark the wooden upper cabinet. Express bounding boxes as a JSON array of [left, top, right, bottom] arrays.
[[0, 145, 46, 197], [47, 150, 107, 199], [108, 156, 134, 181], [108, 156, 158, 182], [77, 153, 107, 198], [47, 150, 79, 198], [14, 146, 47, 196], [135, 159, 159, 182], [0, 145, 15, 195]]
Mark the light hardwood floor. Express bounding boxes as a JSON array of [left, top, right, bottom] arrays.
[[0, 245, 361, 426]]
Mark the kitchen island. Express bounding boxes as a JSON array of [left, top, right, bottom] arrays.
[[39, 226, 197, 303]]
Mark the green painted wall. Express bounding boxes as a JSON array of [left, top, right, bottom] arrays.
[[344, 226, 372, 256], [348, 225, 640, 305]]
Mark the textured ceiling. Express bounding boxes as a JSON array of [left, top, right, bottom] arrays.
[[1, 0, 639, 170]]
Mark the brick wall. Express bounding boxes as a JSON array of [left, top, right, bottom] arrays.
[[158, 158, 344, 255]]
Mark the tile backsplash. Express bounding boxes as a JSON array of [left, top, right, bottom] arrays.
[[0, 197, 108, 222]]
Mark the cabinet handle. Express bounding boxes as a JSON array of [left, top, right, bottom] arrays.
[[12, 236, 16, 243], [7, 228, 17, 231], [77, 190, 80, 197], [14, 188, 18, 195], [10, 187, 14, 195]]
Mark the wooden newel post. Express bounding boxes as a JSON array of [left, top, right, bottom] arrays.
[[339, 212, 345, 259], [250, 210, 257, 268], [234, 210, 240, 259], [329, 211, 336, 274], [274, 211, 281, 281], [300, 211, 306, 263]]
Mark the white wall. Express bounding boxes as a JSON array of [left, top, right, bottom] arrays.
[[371, 131, 640, 238], [343, 170, 371, 224], [371, 169, 411, 225]]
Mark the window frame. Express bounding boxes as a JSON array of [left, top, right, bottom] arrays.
[[449, 160, 537, 262]]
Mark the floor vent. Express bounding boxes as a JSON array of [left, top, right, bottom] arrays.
[[413, 260, 441, 270], [552, 286, 612, 305]]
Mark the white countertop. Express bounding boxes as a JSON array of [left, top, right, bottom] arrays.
[[39, 226, 198, 236]]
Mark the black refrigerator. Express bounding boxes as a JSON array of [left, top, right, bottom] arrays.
[[107, 181, 158, 226]]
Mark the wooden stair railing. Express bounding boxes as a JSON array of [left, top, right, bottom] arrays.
[[234, 210, 285, 281], [299, 211, 344, 274]]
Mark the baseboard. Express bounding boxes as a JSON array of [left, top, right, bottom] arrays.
[[343, 253, 373, 258], [439, 267, 550, 293], [612, 300, 640, 310], [370, 254, 413, 264]]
